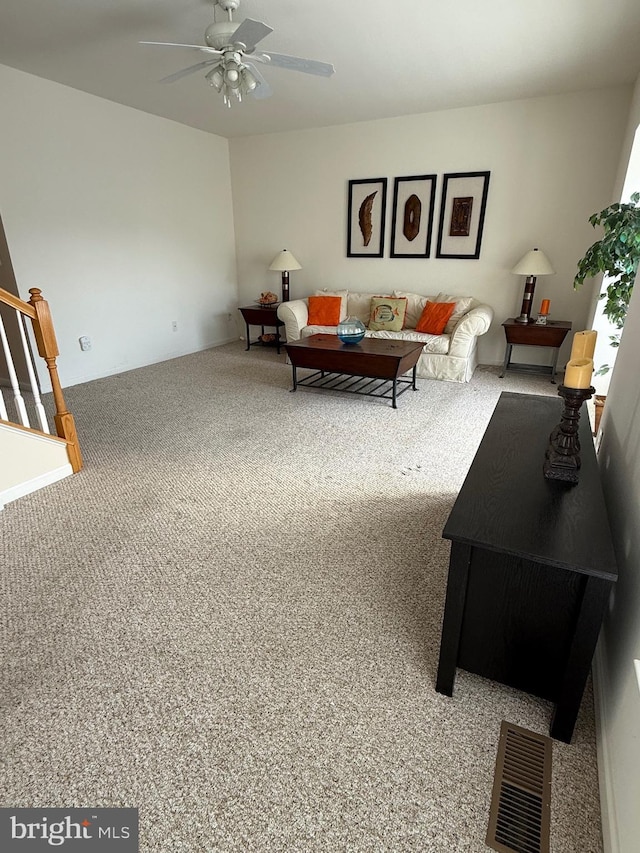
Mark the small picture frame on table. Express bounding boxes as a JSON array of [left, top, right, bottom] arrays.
[[347, 178, 388, 258], [436, 171, 491, 259], [389, 174, 437, 258]]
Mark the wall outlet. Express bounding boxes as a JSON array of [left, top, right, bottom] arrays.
[[79, 335, 91, 351], [171, 321, 178, 332]]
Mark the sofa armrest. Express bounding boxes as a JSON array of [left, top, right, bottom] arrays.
[[277, 299, 309, 342], [448, 304, 494, 357]]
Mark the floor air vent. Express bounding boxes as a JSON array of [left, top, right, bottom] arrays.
[[486, 721, 552, 853]]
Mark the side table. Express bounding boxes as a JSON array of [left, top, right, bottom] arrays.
[[500, 318, 571, 383], [239, 305, 285, 354]]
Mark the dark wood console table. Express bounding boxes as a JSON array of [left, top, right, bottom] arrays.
[[435, 392, 617, 743]]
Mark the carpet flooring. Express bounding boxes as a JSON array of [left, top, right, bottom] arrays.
[[0, 343, 603, 851]]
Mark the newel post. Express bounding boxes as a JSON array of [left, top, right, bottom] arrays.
[[28, 288, 83, 472]]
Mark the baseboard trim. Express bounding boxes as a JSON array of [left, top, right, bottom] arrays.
[[593, 635, 620, 853], [58, 336, 240, 389], [0, 463, 73, 510]]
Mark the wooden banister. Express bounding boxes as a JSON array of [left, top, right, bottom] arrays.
[[27, 287, 83, 472], [0, 286, 36, 319]]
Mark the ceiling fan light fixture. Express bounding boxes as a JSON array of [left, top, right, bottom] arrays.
[[205, 66, 224, 91], [143, 0, 334, 112], [240, 66, 258, 93]]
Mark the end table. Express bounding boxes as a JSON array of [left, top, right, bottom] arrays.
[[500, 318, 571, 384], [239, 305, 285, 354]]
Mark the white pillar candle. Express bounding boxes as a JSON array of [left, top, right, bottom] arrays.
[[564, 358, 594, 389], [570, 330, 597, 360]]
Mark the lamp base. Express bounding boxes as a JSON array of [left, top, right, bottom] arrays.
[[516, 276, 536, 324], [281, 272, 290, 303]]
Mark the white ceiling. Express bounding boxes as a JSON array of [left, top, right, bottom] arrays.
[[1, 0, 640, 139]]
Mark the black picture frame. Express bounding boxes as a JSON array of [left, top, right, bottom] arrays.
[[390, 174, 437, 258], [347, 178, 388, 258], [436, 171, 491, 259]]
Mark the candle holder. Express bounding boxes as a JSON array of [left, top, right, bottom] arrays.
[[543, 384, 595, 484]]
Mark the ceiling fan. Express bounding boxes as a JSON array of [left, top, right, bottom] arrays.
[[140, 0, 335, 108]]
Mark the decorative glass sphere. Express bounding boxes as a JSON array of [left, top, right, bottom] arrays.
[[337, 316, 366, 344]]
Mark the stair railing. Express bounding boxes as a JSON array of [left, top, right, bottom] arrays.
[[0, 286, 83, 472]]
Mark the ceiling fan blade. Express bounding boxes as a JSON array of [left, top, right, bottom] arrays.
[[244, 62, 273, 100], [231, 18, 273, 51], [254, 52, 335, 78], [140, 41, 221, 55], [159, 59, 219, 84]]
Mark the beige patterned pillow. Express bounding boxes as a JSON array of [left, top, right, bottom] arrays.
[[435, 292, 474, 334], [368, 297, 407, 331], [314, 289, 348, 322]]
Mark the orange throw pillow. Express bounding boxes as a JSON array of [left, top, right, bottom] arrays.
[[307, 295, 341, 325], [415, 301, 456, 335]]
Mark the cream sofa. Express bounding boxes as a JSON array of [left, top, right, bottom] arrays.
[[277, 289, 494, 383]]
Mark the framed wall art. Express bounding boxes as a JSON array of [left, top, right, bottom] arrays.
[[389, 174, 437, 258], [347, 178, 388, 258], [436, 171, 491, 259]]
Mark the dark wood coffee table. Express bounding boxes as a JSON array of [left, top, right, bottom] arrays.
[[284, 334, 424, 408]]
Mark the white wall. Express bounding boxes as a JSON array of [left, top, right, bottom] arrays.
[[0, 64, 238, 389], [0, 423, 71, 508], [594, 72, 640, 853], [230, 87, 630, 366]]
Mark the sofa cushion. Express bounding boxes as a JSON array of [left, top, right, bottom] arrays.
[[435, 292, 475, 334], [347, 292, 390, 325], [393, 290, 435, 329], [314, 289, 348, 322], [302, 325, 340, 338], [366, 328, 450, 354], [368, 297, 407, 331], [307, 295, 341, 325]]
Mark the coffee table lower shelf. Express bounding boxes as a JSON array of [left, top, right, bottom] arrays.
[[291, 368, 417, 407]]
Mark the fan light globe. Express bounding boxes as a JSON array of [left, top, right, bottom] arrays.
[[225, 67, 240, 85], [206, 66, 224, 92], [241, 67, 258, 92]]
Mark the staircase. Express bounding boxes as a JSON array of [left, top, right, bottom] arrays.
[[0, 285, 82, 509]]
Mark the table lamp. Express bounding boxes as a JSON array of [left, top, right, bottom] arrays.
[[269, 249, 301, 303], [511, 247, 554, 323]]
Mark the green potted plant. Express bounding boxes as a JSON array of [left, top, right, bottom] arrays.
[[573, 191, 640, 375]]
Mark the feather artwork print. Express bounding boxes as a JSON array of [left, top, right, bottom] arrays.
[[359, 191, 377, 246]]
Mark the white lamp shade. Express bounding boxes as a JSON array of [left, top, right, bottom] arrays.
[[269, 249, 302, 272], [511, 247, 554, 276]]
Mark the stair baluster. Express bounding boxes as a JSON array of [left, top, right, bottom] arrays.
[[0, 312, 30, 426], [16, 310, 50, 433]]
